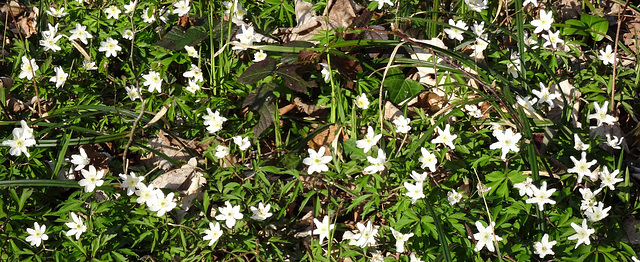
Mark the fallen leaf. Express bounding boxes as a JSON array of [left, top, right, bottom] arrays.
[[151, 157, 207, 220], [273, 0, 362, 43]]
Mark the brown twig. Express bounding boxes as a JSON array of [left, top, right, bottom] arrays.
[[610, 0, 630, 114]]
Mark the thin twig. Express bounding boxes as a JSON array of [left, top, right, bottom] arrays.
[[610, 0, 630, 114], [122, 11, 146, 174]]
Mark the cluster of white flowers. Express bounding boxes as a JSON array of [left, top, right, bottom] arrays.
[[2, 120, 37, 157], [202, 108, 227, 133], [183, 64, 204, 93], [134, 180, 177, 217], [223, 0, 246, 20], [530, 9, 564, 50], [343, 221, 378, 248]]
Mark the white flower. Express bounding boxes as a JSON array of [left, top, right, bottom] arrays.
[[148, 191, 177, 216], [223, 0, 246, 19], [579, 187, 602, 212], [447, 190, 463, 205], [364, 149, 386, 174], [516, 95, 538, 113], [506, 60, 520, 78], [185, 79, 201, 94], [370, 250, 385, 262], [26, 222, 48, 247], [533, 234, 556, 258], [372, 0, 394, 10], [585, 201, 611, 222], [302, 146, 332, 174], [216, 201, 244, 228], [599, 166, 622, 190], [525, 181, 556, 211], [203, 222, 223, 246], [605, 134, 623, 149], [3, 127, 36, 157], [82, 60, 97, 71], [473, 221, 503, 252], [354, 94, 370, 109], [46, 6, 69, 17], [123, 1, 137, 14], [40, 33, 62, 52], [393, 115, 411, 134], [65, 213, 87, 240], [471, 21, 485, 36], [524, 32, 539, 49], [568, 219, 594, 249], [465, 0, 488, 12], [490, 128, 522, 160], [119, 172, 144, 196], [78, 165, 104, 193], [513, 177, 535, 197], [444, 19, 467, 41], [598, 45, 617, 65], [125, 86, 141, 101], [173, 0, 191, 16], [351, 221, 378, 248], [568, 152, 598, 183], [313, 215, 335, 245], [573, 134, 589, 151], [185, 45, 198, 58], [18, 56, 38, 80], [319, 63, 331, 82], [16, 120, 34, 139], [404, 181, 425, 204], [70, 148, 90, 171], [465, 104, 483, 118], [532, 82, 561, 108], [542, 30, 564, 49], [49, 66, 68, 88], [587, 101, 616, 127], [531, 9, 554, 34], [232, 25, 256, 51], [202, 108, 227, 133], [250, 202, 273, 220], [431, 124, 457, 149], [135, 183, 156, 205], [183, 64, 203, 83], [390, 228, 413, 253], [104, 5, 121, 19], [418, 147, 437, 172], [470, 36, 489, 56], [142, 70, 163, 93], [69, 23, 93, 45], [158, 6, 170, 23], [410, 170, 428, 183], [122, 29, 134, 40], [215, 145, 229, 159], [356, 126, 382, 153], [142, 7, 155, 23], [98, 37, 122, 58], [253, 50, 267, 62], [232, 136, 251, 151], [410, 253, 424, 262], [633, 257, 640, 262]]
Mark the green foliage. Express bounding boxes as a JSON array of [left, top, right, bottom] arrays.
[[0, 0, 638, 261]]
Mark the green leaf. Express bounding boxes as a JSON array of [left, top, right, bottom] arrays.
[[237, 57, 277, 85], [275, 64, 316, 93], [581, 14, 608, 41], [154, 17, 210, 50], [383, 68, 424, 104], [564, 19, 588, 37]]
